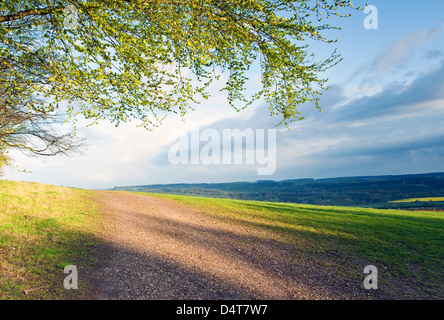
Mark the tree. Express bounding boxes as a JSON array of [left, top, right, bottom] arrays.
[[0, 108, 85, 172], [1, 5, 86, 171], [1, 0, 359, 131], [0, 72, 84, 171]]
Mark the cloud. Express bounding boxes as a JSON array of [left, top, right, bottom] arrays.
[[142, 56, 444, 185], [87, 173, 114, 182], [329, 60, 444, 125], [4, 20, 444, 188], [347, 23, 444, 96], [372, 23, 444, 71], [6, 58, 444, 188], [423, 49, 444, 61], [268, 59, 444, 179]]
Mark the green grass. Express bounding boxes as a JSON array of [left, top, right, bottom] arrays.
[[0, 180, 100, 300], [140, 192, 444, 299], [390, 197, 444, 203], [3, 181, 441, 299]]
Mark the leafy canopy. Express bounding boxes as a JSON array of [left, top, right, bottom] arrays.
[[0, 0, 359, 129]]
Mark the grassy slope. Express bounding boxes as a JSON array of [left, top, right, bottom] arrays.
[[144, 192, 444, 299], [0, 180, 100, 300], [1, 179, 442, 299]]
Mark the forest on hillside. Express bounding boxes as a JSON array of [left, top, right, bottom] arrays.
[[112, 172, 444, 210]]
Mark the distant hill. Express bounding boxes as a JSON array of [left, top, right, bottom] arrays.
[[112, 172, 444, 209]]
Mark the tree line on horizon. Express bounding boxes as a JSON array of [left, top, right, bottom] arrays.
[[113, 172, 444, 208]]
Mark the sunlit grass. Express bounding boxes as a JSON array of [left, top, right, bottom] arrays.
[[0, 180, 100, 300], [390, 197, 444, 203], [140, 192, 444, 299]]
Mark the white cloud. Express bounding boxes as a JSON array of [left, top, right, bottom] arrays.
[[373, 23, 444, 71], [4, 20, 444, 188], [87, 173, 114, 182]]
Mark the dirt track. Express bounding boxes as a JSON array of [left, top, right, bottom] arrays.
[[86, 191, 366, 300]]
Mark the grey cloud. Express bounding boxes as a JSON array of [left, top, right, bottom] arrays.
[[149, 59, 444, 181], [423, 49, 444, 61], [328, 60, 444, 124], [317, 130, 444, 159]]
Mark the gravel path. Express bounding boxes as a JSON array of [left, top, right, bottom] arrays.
[[86, 191, 366, 300]]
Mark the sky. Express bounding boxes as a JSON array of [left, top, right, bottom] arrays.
[[3, 0, 444, 189]]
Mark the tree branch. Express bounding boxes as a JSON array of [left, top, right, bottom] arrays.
[[0, 6, 65, 23]]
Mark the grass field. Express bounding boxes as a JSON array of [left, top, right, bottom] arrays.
[[390, 197, 444, 203], [1, 180, 443, 299], [0, 180, 100, 300], [143, 192, 444, 299]]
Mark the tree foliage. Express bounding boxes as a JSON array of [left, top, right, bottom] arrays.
[[1, 0, 359, 131]]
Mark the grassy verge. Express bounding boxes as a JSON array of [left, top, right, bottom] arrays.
[[141, 192, 444, 299], [0, 180, 100, 300]]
